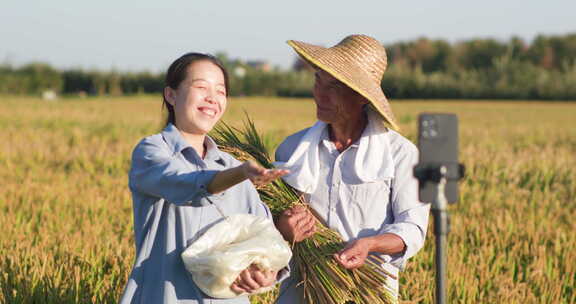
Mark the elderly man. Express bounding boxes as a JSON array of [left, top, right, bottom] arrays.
[[274, 34, 431, 303]]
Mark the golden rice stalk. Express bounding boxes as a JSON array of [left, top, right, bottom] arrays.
[[211, 118, 395, 304]]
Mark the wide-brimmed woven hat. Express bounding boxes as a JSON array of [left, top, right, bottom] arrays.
[[287, 34, 399, 130]]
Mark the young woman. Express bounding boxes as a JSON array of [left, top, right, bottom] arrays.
[[120, 53, 288, 304]]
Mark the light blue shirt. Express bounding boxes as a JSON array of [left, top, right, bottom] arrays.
[[120, 123, 273, 304], [275, 126, 430, 303]]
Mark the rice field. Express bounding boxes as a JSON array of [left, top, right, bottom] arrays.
[[0, 95, 574, 303]]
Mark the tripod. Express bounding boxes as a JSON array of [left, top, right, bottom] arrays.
[[414, 163, 464, 304], [431, 166, 449, 304]]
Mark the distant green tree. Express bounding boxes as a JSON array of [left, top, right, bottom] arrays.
[[62, 69, 94, 94], [18, 62, 63, 94], [457, 39, 508, 70]]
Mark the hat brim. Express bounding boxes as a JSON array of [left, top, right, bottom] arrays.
[[288, 40, 399, 131]]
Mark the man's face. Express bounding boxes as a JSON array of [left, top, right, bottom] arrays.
[[312, 70, 366, 124]]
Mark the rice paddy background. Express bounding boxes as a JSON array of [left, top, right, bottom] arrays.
[[0, 96, 574, 303]]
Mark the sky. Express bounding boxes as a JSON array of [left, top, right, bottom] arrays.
[[2, 0, 575, 72]]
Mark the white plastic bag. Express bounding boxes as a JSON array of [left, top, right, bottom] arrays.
[[181, 214, 292, 298]]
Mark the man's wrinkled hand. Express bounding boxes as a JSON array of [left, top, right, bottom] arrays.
[[275, 205, 317, 243], [333, 238, 372, 269]]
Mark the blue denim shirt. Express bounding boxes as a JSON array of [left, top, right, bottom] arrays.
[[120, 124, 274, 304]]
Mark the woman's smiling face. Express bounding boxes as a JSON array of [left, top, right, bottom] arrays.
[[165, 60, 227, 135]]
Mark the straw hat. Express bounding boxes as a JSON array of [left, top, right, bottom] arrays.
[[287, 34, 399, 130]]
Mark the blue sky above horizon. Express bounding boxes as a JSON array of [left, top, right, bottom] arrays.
[[2, 0, 575, 72]]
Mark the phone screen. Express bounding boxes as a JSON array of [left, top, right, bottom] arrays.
[[416, 113, 460, 203]]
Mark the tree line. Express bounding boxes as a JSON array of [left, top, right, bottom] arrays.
[[1, 33, 575, 100]]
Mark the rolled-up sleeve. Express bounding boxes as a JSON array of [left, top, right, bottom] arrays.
[[129, 138, 223, 206], [379, 142, 430, 269]]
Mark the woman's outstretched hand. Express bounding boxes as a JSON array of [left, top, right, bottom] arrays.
[[207, 160, 289, 194], [242, 160, 289, 186], [230, 264, 278, 295]]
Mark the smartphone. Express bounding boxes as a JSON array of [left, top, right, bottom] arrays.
[[416, 113, 460, 204]]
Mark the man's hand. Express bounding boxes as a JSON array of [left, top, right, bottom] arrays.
[[275, 205, 317, 243], [334, 233, 406, 269], [333, 238, 373, 269], [230, 264, 277, 295], [242, 160, 289, 186]]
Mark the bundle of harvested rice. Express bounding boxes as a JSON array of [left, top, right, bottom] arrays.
[[211, 118, 395, 304]]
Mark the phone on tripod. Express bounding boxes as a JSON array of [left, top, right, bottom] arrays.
[[416, 113, 461, 203]]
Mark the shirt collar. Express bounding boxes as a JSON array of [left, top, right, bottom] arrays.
[[203, 136, 222, 162], [161, 123, 191, 154], [320, 125, 362, 153], [161, 123, 226, 166], [320, 113, 388, 151], [320, 127, 336, 152]]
